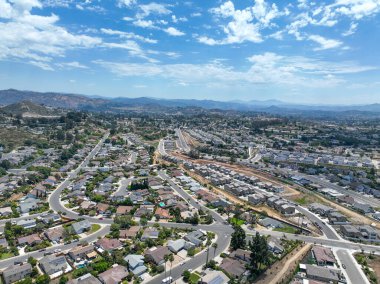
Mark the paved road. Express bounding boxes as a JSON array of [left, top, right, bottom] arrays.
[[247, 228, 380, 254], [158, 139, 168, 156], [296, 206, 340, 240], [112, 177, 133, 197], [0, 225, 110, 269], [335, 249, 370, 284], [282, 169, 380, 208], [175, 128, 190, 153], [130, 151, 137, 164]]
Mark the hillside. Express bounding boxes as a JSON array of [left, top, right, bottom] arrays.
[[0, 101, 59, 118], [0, 89, 108, 109]]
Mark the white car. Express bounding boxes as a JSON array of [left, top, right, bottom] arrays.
[[162, 276, 173, 283]]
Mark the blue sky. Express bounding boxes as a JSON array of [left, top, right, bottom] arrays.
[[0, 0, 380, 104]]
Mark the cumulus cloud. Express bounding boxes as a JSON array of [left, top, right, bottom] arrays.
[[0, 0, 101, 70], [117, 0, 136, 8], [164, 27, 185, 36], [308, 35, 343, 50]]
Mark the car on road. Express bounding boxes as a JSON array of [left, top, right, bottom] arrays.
[[14, 261, 22, 265], [54, 249, 62, 253], [39, 248, 46, 252], [342, 264, 346, 269], [162, 276, 173, 283], [180, 262, 185, 266]]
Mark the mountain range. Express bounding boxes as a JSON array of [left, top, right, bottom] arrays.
[[0, 89, 379, 114]]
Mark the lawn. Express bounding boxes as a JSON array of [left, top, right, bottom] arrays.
[[294, 196, 308, 205], [0, 253, 14, 260], [189, 273, 201, 284], [87, 224, 101, 235], [274, 226, 298, 234], [230, 217, 245, 226]]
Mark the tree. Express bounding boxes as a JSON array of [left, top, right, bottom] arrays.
[[212, 242, 218, 258], [164, 254, 170, 279], [59, 276, 68, 284], [168, 253, 174, 278], [249, 232, 270, 275], [182, 270, 191, 282], [35, 274, 50, 284], [231, 225, 246, 250]]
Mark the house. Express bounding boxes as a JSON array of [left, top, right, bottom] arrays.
[[72, 220, 91, 234], [145, 246, 171, 265], [96, 203, 110, 214], [220, 258, 246, 279], [0, 206, 13, 216], [96, 238, 123, 252], [67, 273, 102, 284], [340, 225, 361, 239], [248, 193, 266, 205], [279, 204, 296, 215], [309, 203, 334, 216], [2, 263, 32, 284], [301, 264, 341, 283], [119, 226, 141, 240], [230, 249, 251, 262], [184, 230, 206, 246], [18, 198, 39, 213], [124, 255, 148, 276], [259, 217, 284, 229], [16, 219, 36, 229], [359, 225, 379, 240], [267, 239, 284, 255], [337, 195, 355, 205], [17, 234, 42, 246], [312, 246, 336, 266], [39, 255, 70, 276], [352, 202, 374, 214], [167, 239, 194, 254], [98, 265, 129, 284], [141, 227, 159, 241], [328, 212, 348, 225], [155, 208, 172, 219], [116, 206, 133, 216], [199, 269, 229, 284], [44, 227, 64, 242], [68, 245, 96, 261], [40, 213, 61, 224]]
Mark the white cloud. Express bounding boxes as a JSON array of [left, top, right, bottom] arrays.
[[117, 0, 136, 8], [164, 27, 185, 36], [0, 0, 101, 70], [308, 34, 343, 50], [133, 19, 156, 29], [191, 12, 201, 17], [58, 61, 88, 69], [103, 40, 158, 63], [137, 2, 171, 19], [200, 1, 262, 45], [342, 22, 358, 36], [95, 52, 375, 88], [101, 28, 157, 43]]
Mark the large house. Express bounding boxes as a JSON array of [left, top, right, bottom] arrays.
[[98, 265, 129, 284], [2, 263, 32, 284]]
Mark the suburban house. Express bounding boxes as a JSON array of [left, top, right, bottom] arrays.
[[67, 273, 102, 284], [17, 234, 42, 246], [68, 245, 96, 261], [96, 238, 123, 252], [98, 265, 129, 284], [39, 255, 70, 277], [199, 269, 229, 284], [71, 220, 92, 235], [300, 264, 342, 283], [119, 226, 141, 240], [124, 254, 148, 276], [2, 263, 32, 284], [44, 227, 65, 242], [145, 246, 171, 266], [220, 257, 246, 279], [312, 246, 336, 266]]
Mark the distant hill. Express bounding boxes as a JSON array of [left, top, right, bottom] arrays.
[[0, 101, 59, 118], [0, 89, 108, 109], [0, 89, 379, 115]]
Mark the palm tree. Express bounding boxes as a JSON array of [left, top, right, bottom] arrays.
[[212, 243, 218, 258], [169, 254, 174, 278], [164, 254, 170, 278]]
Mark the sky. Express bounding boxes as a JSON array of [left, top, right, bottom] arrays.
[[0, 0, 380, 105]]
